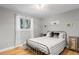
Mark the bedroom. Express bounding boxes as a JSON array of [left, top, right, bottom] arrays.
[[0, 4, 79, 55]]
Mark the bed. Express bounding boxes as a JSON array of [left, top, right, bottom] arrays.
[[27, 31, 67, 55]]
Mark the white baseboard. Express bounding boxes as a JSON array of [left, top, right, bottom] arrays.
[[0, 43, 26, 52], [15, 43, 25, 47], [0, 46, 15, 52]]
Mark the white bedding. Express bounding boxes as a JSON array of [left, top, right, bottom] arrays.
[[27, 37, 66, 55]]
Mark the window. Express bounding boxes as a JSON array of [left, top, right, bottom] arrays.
[[20, 18, 31, 29]]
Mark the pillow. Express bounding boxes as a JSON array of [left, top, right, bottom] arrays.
[[59, 33, 64, 38], [46, 32, 51, 37], [53, 33, 59, 38], [47, 31, 59, 38], [43, 34, 46, 36], [50, 32, 54, 37]]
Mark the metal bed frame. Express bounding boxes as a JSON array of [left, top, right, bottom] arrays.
[[26, 31, 67, 55]]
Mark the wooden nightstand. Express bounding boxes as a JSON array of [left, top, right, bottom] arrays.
[[69, 36, 79, 51]]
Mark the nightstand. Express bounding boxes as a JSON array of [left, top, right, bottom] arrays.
[[69, 36, 79, 51]]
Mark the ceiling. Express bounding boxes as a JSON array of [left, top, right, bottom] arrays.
[[0, 4, 79, 18]]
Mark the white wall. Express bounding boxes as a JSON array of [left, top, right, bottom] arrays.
[[41, 9, 79, 47], [0, 7, 15, 50], [0, 7, 41, 50], [33, 18, 41, 38], [41, 9, 79, 37]]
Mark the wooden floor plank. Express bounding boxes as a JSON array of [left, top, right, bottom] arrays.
[[0, 47, 79, 55]]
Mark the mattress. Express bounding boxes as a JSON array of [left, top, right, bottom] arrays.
[[27, 37, 66, 55]]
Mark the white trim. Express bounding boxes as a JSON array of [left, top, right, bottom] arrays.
[[0, 44, 24, 52], [0, 46, 15, 52], [15, 43, 24, 47]]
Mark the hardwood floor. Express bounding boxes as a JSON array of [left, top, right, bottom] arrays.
[[0, 47, 79, 55], [62, 49, 79, 55], [0, 47, 35, 55]]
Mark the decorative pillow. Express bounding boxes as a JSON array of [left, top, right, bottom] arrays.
[[53, 33, 59, 38], [50, 32, 54, 37], [46, 32, 51, 37], [43, 34, 46, 36], [59, 33, 64, 38], [47, 31, 60, 38]]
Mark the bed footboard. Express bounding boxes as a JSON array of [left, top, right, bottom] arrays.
[[27, 40, 50, 55]]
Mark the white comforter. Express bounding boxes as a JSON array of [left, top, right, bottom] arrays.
[[27, 37, 66, 55]]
